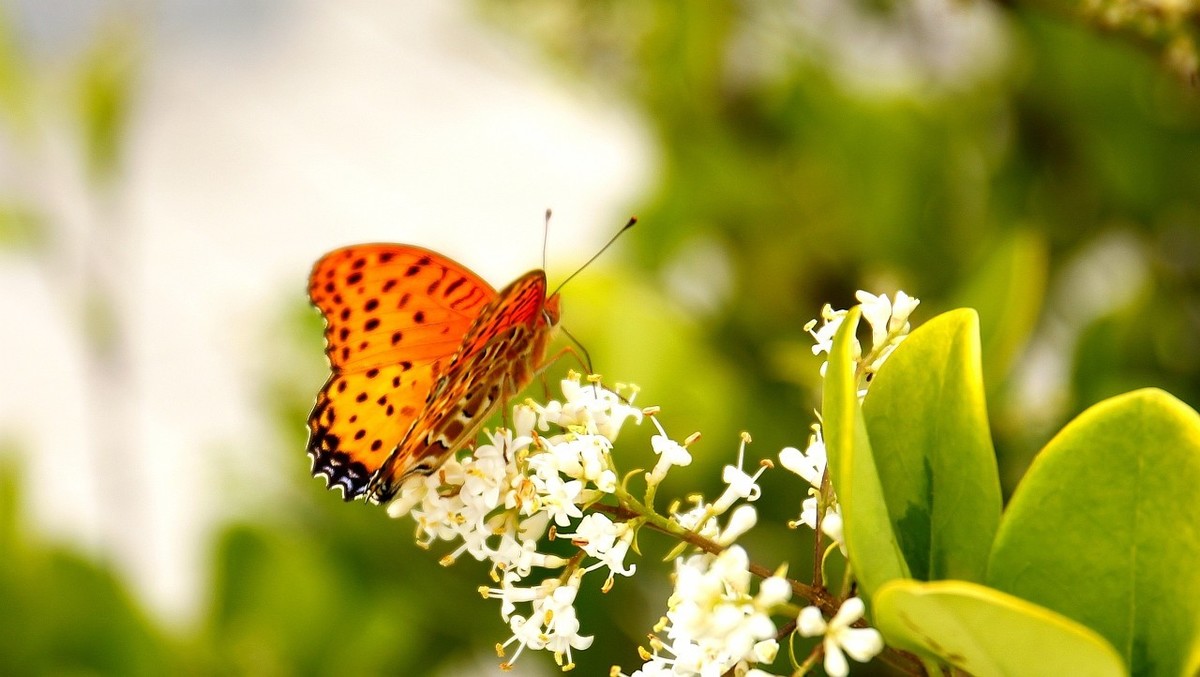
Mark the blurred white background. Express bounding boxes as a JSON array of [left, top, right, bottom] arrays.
[[0, 0, 650, 622]]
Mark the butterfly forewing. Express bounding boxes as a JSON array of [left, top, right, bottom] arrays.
[[309, 245, 495, 369], [307, 244, 499, 500]]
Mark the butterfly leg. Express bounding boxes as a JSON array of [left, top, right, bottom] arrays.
[[537, 344, 613, 401], [500, 378, 512, 432], [538, 345, 590, 378], [497, 373, 519, 464], [557, 327, 594, 374]]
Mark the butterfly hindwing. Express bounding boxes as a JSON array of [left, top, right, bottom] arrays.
[[306, 244, 499, 500], [308, 362, 438, 498]]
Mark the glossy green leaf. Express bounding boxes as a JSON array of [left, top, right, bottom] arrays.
[[988, 389, 1200, 677], [823, 307, 909, 598], [862, 308, 1000, 582], [874, 579, 1125, 677]]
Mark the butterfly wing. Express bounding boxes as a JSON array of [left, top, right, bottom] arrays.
[[366, 271, 561, 502], [449, 271, 559, 367], [307, 244, 497, 500]]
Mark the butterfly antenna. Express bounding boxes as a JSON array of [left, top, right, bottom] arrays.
[[542, 208, 552, 271], [550, 216, 637, 297]]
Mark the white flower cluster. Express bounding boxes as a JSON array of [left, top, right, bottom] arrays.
[[664, 429, 769, 546], [625, 547, 789, 677], [379, 289, 914, 675], [612, 427, 795, 676], [805, 290, 920, 382], [386, 376, 643, 671], [783, 290, 920, 558]]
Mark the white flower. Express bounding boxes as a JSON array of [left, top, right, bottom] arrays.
[[627, 659, 673, 676], [712, 433, 767, 514], [552, 434, 615, 488], [806, 303, 848, 358], [647, 415, 694, 486], [856, 290, 896, 349], [488, 535, 567, 578], [516, 510, 551, 542], [499, 575, 594, 670], [536, 376, 642, 439], [751, 639, 779, 664], [459, 439, 512, 515], [755, 575, 792, 608], [672, 498, 721, 541], [855, 289, 921, 373], [482, 572, 557, 620], [797, 597, 885, 677], [799, 495, 818, 530], [798, 497, 846, 554], [821, 506, 845, 551], [531, 473, 584, 526], [890, 290, 920, 331], [716, 504, 758, 546], [779, 424, 826, 489], [558, 513, 637, 584], [539, 584, 594, 668]]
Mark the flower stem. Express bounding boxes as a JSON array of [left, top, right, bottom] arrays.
[[593, 491, 841, 613]]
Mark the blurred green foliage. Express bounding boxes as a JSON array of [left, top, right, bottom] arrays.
[[0, 454, 179, 676], [3, 0, 1199, 674], [479, 0, 1200, 494], [76, 23, 137, 183]]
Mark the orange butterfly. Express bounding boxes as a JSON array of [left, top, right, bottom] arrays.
[[306, 245, 561, 503]]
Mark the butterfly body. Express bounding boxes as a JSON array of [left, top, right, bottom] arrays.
[[306, 244, 560, 503]]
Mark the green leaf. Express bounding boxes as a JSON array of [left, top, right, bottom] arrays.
[[874, 579, 1125, 677], [988, 389, 1200, 677], [952, 230, 1048, 391], [822, 307, 909, 598], [862, 308, 1000, 582]]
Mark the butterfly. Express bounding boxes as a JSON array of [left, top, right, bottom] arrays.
[[306, 244, 561, 504]]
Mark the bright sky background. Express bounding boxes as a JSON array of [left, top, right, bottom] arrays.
[[0, 0, 651, 622]]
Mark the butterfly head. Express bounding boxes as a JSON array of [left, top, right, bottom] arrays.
[[543, 293, 562, 328]]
